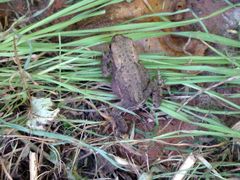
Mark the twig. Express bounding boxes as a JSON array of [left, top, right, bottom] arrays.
[[178, 75, 240, 112], [29, 151, 38, 180], [13, 36, 28, 91]]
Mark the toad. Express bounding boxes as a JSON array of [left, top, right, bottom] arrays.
[[102, 35, 161, 133]]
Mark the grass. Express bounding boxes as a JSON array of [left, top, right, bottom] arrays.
[[0, 0, 240, 179]]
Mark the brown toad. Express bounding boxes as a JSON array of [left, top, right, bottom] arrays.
[[102, 35, 160, 133]]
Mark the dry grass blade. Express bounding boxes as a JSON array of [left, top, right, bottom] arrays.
[[172, 153, 196, 180]]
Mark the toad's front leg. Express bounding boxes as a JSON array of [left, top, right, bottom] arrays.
[[144, 80, 162, 107], [110, 108, 128, 134], [102, 52, 113, 77]]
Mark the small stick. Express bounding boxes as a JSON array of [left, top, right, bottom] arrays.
[[178, 75, 240, 111], [29, 151, 38, 180]]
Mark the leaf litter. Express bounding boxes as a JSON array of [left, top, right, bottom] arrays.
[[27, 97, 60, 130]]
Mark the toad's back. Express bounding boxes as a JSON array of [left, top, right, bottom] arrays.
[[111, 35, 139, 67], [110, 35, 150, 107]]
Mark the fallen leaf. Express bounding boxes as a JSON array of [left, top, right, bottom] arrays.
[[27, 97, 60, 130]]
